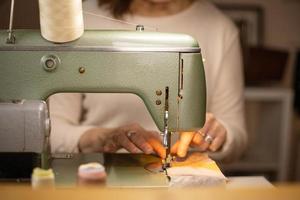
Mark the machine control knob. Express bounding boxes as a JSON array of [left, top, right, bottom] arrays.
[[41, 54, 60, 72]]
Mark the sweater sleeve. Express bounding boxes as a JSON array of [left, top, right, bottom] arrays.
[[208, 31, 248, 162], [49, 93, 95, 153]]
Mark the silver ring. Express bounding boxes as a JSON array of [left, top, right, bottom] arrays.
[[127, 131, 135, 138], [204, 134, 213, 144]]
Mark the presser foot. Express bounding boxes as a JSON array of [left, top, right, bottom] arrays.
[[162, 154, 172, 169], [162, 154, 172, 182]]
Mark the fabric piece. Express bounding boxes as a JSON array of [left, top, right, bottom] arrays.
[[167, 152, 227, 187]]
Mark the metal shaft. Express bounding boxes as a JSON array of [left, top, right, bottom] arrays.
[[163, 87, 169, 148], [163, 87, 171, 168], [7, 0, 15, 44]]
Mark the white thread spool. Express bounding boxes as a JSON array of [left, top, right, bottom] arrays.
[[77, 162, 106, 186], [39, 0, 84, 43]]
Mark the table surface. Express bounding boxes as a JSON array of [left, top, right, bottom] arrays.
[[226, 176, 273, 188], [1, 183, 299, 200], [2, 154, 300, 200]]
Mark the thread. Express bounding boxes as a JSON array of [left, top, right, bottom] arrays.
[[83, 11, 157, 31], [39, 0, 84, 43]]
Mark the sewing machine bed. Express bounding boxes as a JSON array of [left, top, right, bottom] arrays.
[[0, 153, 272, 188], [52, 153, 168, 188]]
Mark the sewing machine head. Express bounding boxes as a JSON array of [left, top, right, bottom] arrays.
[[0, 29, 206, 177]]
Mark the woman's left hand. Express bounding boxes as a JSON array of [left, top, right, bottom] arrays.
[[171, 113, 227, 157]]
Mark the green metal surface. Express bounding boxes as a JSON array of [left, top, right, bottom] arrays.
[[104, 154, 168, 188], [0, 30, 206, 132], [178, 53, 206, 130], [0, 30, 199, 49], [52, 153, 104, 187], [52, 153, 167, 188]]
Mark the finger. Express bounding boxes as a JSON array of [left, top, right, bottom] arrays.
[[92, 134, 108, 152], [103, 140, 118, 152], [201, 113, 214, 133], [192, 131, 203, 145], [147, 137, 166, 159], [194, 140, 211, 152], [198, 135, 214, 151], [199, 122, 219, 151], [177, 132, 194, 157], [194, 127, 212, 151], [128, 131, 154, 154], [171, 141, 179, 155], [114, 133, 141, 153], [190, 142, 205, 151], [193, 114, 214, 149], [209, 130, 226, 152]]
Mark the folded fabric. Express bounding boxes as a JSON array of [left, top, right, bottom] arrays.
[[167, 152, 227, 187]]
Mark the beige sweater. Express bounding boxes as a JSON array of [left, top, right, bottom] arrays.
[[49, 0, 247, 161]]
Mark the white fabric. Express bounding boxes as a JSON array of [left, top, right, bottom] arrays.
[[49, 0, 247, 161], [168, 167, 227, 187], [169, 175, 226, 187]]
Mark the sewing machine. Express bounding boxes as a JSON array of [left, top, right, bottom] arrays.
[[0, 23, 206, 182]]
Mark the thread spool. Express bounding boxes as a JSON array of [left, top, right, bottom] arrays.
[[38, 0, 84, 43], [31, 168, 55, 189], [77, 162, 106, 186]]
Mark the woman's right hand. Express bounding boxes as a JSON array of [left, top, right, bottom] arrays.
[[78, 123, 166, 158]]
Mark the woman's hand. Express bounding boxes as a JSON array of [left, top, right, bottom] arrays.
[[171, 113, 227, 157], [78, 123, 166, 158]]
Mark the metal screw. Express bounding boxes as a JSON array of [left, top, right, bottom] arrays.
[[156, 90, 162, 96], [41, 55, 59, 72], [45, 59, 55, 69], [156, 100, 161, 105], [79, 67, 85, 74], [136, 24, 144, 31]]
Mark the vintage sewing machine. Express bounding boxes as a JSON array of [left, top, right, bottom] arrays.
[[0, 26, 206, 182]]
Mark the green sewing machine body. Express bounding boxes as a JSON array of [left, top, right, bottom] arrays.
[[0, 29, 206, 179], [0, 30, 206, 132]]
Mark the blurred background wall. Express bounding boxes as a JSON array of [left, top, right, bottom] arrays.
[[0, 0, 39, 29], [213, 0, 300, 88], [212, 0, 300, 183]]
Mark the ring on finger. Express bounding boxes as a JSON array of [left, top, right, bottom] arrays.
[[204, 134, 213, 144], [127, 131, 135, 138]]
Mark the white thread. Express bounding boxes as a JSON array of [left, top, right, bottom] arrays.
[[39, 0, 84, 43], [83, 11, 157, 31]]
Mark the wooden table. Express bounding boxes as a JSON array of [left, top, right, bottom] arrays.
[[1, 153, 299, 200], [1, 184, 300, 200]]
